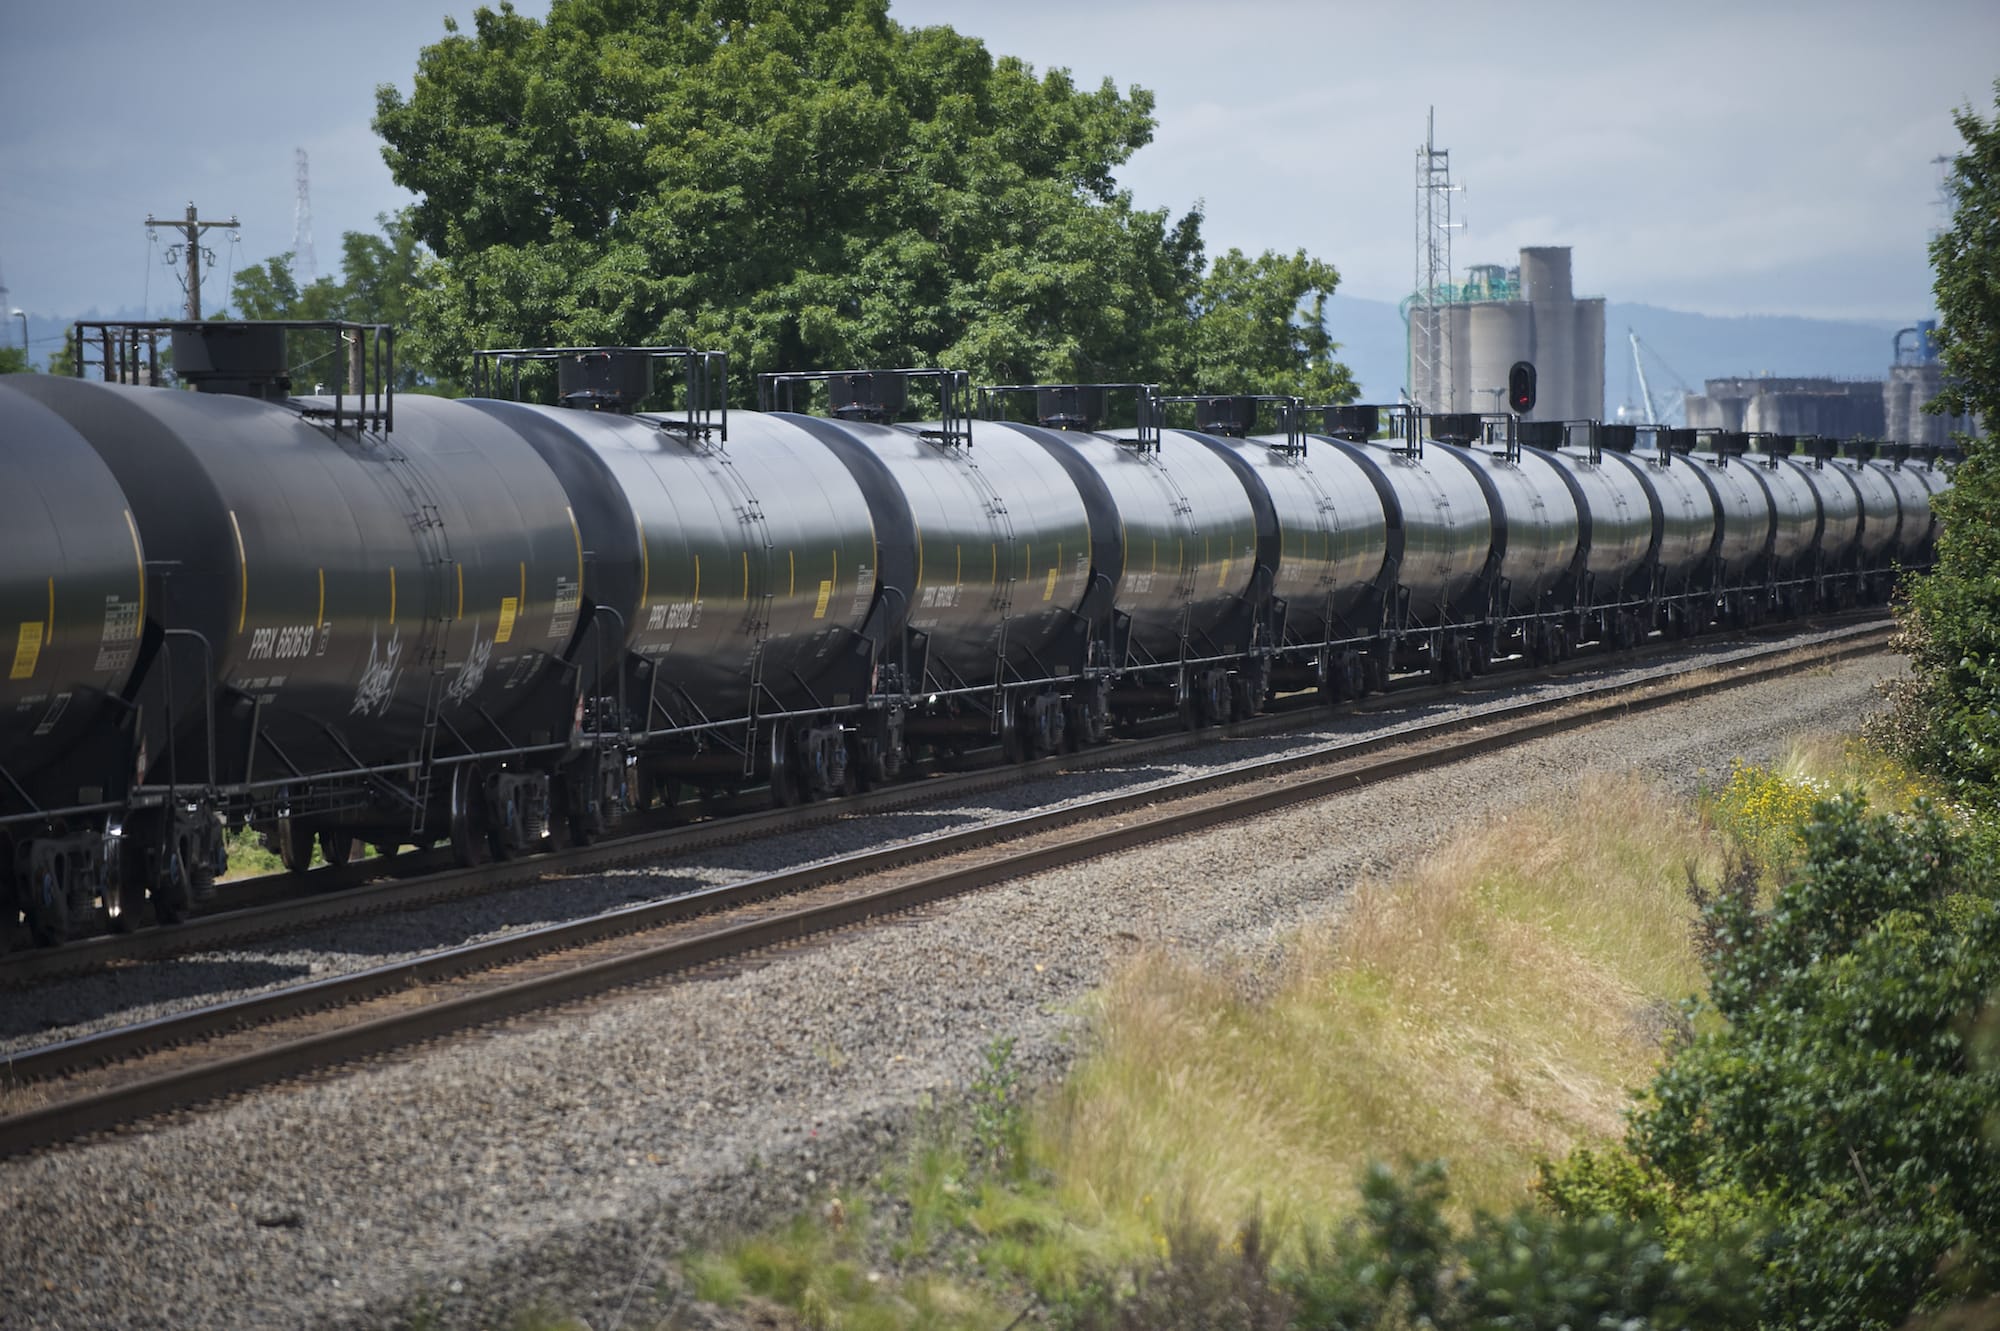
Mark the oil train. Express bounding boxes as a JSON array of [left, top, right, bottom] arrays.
[[0, 319, 1952, 948]]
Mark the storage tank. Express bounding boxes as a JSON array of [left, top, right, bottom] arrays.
[[1192, 430, 1391, 643], [469, 399, 886, 719], [7, 375, 585, 785], [1315, 426, 1494, 626], [1902, 447, 1952, 560], [807, 415, 1099, 686], [1829, 441, 1902, 564], [1467, 303, 1532, 421], [1738, 437, 1822, 575], [1600, 435, 1720, 592], [0, 384, 148, 800], [1874, 444, 1937, 566], [1777, 442, 1861, 570], [1059, 428, 1262, 663], [1429, 422, 1581, 613], [1520, 422, 1654, 602], [1519, 248, 1574, 421], [1684, 436, 1774, 583]]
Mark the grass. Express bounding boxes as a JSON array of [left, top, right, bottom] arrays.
[[1037, 769, 1719, 1234], [617, 742, 1937, 1328], [220, 823, 386, 880]]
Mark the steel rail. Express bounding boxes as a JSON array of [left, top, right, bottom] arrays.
[[0, 624, 1891, 1160]]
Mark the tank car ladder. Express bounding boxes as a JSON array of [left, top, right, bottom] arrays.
[[962, 455, 1019, 737], [376, 445, 457, 837]]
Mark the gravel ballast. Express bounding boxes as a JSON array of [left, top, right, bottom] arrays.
[[0, 651, 1903, 1330]]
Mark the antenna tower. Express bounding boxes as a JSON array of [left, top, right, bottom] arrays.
[[293, 148, 317, 286], [1410, 108, 1460, 411]]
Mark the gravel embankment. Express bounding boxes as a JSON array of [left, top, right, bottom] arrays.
[[0, 649, 1902, 1330]]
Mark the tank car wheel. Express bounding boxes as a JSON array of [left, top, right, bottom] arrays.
[[1230, 676, 1260, 719], [845, 737, 877, 793], [23, 859, 71, 948], [1364, 653, 1389, 695], [765, 725, 802, 807], [152, 850, 193, 927], [276, 816, 315, 874], [1339, 654, 1365, 701], [449, 765, 493, 868], [319, 832, 358, 868], [1000, 694, 1035, 764], [111, 842, 150, 931], [1471, 636, 1492, 675], [1177, 685, 1202, 731]]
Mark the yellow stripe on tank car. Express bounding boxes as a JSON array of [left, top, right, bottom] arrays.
[[636, 514, 650, 610], [789, 549, 796, 598], [46, 577, 54, 646], [123, 509, 144, 629], [317, 568, 326, 627], [568, 506, 583, 592], [229, 510, 249, 634], [389, 566, 398, 626], [519, 561, 526, 616], [742, 550, 749, 603], [455, 563, 464, 621], [693, 553, 700, 602]]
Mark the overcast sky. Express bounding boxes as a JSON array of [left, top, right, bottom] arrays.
[[2, 0, 1994, 331]]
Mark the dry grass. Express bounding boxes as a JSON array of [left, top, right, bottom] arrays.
[[1037, 772, 1721, 1241]]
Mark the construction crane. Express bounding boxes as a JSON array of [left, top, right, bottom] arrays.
[[1620, 328, 1694, 427]]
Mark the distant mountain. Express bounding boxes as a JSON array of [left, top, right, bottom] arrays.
[[1325, 292, 1914, 410]]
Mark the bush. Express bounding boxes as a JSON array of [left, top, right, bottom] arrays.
[[1547, 796, 2000, 1329]]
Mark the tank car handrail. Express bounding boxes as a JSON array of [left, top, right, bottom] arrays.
[[473, 345, 728, 441], [978, 382, 1163, 450], [1155, 392, 1304, 453], [71, 319, 395, 435], [759, 368, 972, 450]]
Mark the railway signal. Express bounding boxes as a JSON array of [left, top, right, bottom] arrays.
[[1508, 360, 1537, 414]]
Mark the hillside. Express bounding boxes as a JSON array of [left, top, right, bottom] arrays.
[[1327, 292, 1912, 409]]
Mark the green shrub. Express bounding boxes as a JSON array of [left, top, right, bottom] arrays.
[[1549, 796, 2000, 1329]]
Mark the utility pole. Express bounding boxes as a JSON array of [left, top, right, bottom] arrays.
[[145, 202, 240, 320]]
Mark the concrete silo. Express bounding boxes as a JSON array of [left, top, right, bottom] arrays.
[[1409, 245, 1604, 421]]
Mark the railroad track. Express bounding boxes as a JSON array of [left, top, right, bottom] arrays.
[[0, 612, 1893, 989], [0, 620, 1892, 1160]]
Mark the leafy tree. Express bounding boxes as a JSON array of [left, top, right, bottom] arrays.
[[1543, 796, 2000, 1330], [225, 212, 439, 390], [0, 344, 30, 374], [1891, 81, 2000, 800], [1188, 247, 1356, 403], [373, 0, 1348, 401]]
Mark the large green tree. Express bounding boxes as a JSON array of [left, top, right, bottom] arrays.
[[1894, 81, 2000, 801], [373, 0, 1350, 403], [1189, 247, 1356, 402], [226, 211, 438, 389]]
